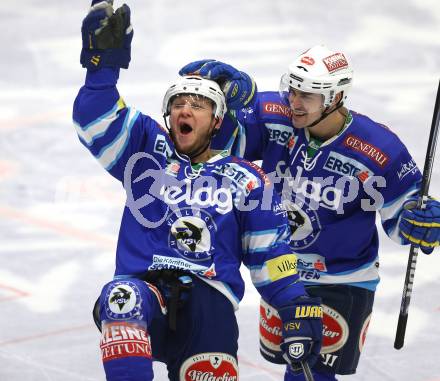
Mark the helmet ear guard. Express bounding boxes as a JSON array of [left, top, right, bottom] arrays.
[[162, 76, 227, 119], [280, 45, 353, 108]]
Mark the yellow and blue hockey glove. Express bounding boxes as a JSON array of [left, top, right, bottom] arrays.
[[179, 59, 257, 110], [399, 197, 440, 254], [277, 296, 323, 373], [80, 1, 133, 70]]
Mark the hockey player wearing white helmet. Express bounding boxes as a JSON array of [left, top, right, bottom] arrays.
[[278, 46, 353, 133], [181, 45, 440, 381], [74, 2, 324, 380], [162, 75, 226, 162]]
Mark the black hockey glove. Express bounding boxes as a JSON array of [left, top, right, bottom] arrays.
[[80, 0, 133, 70], [278, 296, 323, 373], [179, 59, 257, 110]]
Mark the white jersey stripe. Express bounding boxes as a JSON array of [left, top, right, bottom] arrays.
[[73, 99, 125, 146], [96, 107, 140, 170], [242, 229, 279, 253]]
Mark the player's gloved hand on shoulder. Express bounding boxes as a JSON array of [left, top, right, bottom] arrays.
[[399, 196, 440, 254], [278, 296, 323, 373], [179, 59, 257, 110], [81, 0, 133, 70]]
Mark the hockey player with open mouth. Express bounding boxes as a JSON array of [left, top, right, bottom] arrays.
[[73, 1, 323, 380], [180, 47, 440, 380]]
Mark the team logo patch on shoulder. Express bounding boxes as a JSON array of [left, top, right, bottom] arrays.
[[105, 281, 141, 320], [343, 134, 389, 168], [180, 352, 238, 381]]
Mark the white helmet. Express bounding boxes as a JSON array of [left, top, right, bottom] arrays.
[[162, 76, 227, 119], [280, 45, 353, 107]]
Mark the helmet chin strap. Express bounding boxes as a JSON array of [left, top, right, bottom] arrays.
[[163, 115, 219, 162], [304, 101, 344, 128]]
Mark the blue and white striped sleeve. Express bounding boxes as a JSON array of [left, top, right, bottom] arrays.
[[72, 68, 156, 181], [240, 174, 305, 306], [379, 146, 422, 244]]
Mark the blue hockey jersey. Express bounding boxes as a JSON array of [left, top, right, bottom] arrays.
[[72, 70, 305, 310], [213, 91, 422, 291]]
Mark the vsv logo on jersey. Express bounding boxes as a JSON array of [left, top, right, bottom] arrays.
[[283, 197, 321, 249], [168, 208, 216, 262], [105, 281, 142, 320]]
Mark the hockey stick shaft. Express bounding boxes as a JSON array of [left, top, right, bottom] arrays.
[[301, 361, 315, 381], [394, 80, 440, 349]]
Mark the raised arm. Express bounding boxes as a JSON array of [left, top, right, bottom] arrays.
[[73, 1, 168, 182]]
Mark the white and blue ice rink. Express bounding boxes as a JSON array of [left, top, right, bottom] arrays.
[[0, 0, 439, 379]]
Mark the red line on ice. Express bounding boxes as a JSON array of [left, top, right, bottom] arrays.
[[238, 354, 284, 376], [0, 324, 93, 346], [0, 283, 30, 302], [0, 205, 114, 248]]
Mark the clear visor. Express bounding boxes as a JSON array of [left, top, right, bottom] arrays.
[[169, 94, 215, 114], [279, 77, 325, 115]]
